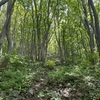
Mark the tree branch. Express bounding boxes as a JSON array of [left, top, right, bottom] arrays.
[[0, 0, 9, 7]]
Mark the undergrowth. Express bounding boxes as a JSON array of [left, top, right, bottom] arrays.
[[0, 55, 41, 99], [0, 55, 100, 100], [48, 64, 100, 99]]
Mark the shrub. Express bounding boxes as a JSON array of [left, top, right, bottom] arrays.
[[44, 60, 55, 69], [10, 55, 29, 67]]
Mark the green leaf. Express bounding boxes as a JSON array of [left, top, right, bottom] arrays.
[[0, 97, 3, 100]]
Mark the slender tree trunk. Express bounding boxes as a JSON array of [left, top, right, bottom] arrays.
[[81, 0, 95, 64], [0, 0, 16, 68], [30, 1, 37, 61], [34, 0, 41, 61], [88, 0, 100, 56]]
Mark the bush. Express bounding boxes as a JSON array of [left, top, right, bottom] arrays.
[[9, 55, 29, 67], [44, 60, 55, 69]]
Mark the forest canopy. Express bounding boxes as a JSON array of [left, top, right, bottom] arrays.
[[0, 0, 100, 65]]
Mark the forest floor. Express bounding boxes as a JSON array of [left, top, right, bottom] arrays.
[[0, 57, 100, 100]]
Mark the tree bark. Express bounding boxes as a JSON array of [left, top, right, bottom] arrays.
[[0, 0, 16, 68], [88, 0, 100, 56], [81, 0, 95, 64], [0, 0, 9, 7]]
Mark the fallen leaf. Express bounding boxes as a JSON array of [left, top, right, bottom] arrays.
[[60, 88, 70, 97]]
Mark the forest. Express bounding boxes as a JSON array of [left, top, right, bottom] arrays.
[[0, 0, 100, 100]]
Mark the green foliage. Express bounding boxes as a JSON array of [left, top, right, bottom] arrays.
[[0, 0, 100, 99], [0, 97, 3, 100], [44, 60, 55, 69], [9, 55, 29, 67], [48, 64, 100, 99], [0, 55, 34, 97], [48, 67, 82, 84], [0, 68, 32, 91], [38, 91, 61, 100]]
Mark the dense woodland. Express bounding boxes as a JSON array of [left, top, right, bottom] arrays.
[[0, 0, 100, 100]]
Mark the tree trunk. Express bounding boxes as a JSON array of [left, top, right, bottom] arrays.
[[81, 0, 95, 64], [0, 0, 16, 68], [88, 0, 100, 56]]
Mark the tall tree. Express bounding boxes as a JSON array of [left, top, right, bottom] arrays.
[[0, 0, 16, 68], [88, 0, 100, 56]]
